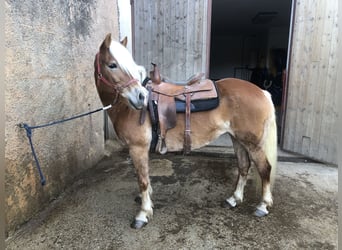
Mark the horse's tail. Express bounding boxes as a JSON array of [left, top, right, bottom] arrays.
[[262, 91, 278, 189]]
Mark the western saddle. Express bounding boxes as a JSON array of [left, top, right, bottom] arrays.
[[145, 64, 219, 155]]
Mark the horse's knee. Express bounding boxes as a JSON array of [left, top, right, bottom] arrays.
[[137, 174, 150, 191], [139, 181, 149, 192], [238, 168, 249, 177]]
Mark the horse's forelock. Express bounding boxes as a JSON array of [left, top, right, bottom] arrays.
[[109, 40, 146, 83]]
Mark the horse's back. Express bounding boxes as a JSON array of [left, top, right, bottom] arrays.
[[216, 78, 274, 113], [216, 78, 266, 96]]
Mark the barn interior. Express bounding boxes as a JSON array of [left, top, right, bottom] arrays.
[[210, 0, 292, 108]]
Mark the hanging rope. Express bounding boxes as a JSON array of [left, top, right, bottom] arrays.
[[18, 104, 112, 186]]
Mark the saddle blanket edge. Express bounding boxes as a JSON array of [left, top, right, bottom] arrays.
[[175, 96, 219, 113]]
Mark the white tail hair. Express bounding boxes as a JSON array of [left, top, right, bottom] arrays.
[[262, 90, 278, 189]]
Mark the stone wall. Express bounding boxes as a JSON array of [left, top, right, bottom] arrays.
[[5, 0, 119, 232]]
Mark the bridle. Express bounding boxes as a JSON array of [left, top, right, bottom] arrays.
[[95, 52, 148, 124], [96, 52, 139, 94]]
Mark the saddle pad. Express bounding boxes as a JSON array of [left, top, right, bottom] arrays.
[[175, 96, 219, 113]]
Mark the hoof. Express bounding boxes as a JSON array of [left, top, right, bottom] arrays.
[[254, 208, 269, 217], [222, 197, 237, 209], [131, 219, 147, 229], [134, 196, 142, 204], [221, 199, 235, 209]]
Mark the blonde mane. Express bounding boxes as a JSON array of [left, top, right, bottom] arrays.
[[109, 40, 146, 83]]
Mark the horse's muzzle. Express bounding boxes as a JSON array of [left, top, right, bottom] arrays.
[[127, 87, 148, 110]]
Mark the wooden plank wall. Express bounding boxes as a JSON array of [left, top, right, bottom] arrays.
[[283, 0, 338, 164], [132, 0, 210, 80]]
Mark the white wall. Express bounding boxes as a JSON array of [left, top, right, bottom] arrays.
[[118, 0, 132, 53]]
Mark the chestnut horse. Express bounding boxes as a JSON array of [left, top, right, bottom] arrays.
[[94, 34, 277, 229]]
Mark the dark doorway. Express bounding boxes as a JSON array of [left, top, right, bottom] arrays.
[[209, 0, 292, 136]]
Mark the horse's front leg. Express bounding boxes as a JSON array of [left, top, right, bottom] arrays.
[[129, 145, 153, 229]]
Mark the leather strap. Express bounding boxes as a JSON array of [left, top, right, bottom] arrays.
[[147, 86, 156, 124], [139, 86, 153, 125], [184, 93, 191, 154]]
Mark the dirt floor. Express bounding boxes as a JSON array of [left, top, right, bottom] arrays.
[[6, 144, 338, 250]]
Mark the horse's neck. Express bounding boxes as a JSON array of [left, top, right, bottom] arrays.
[[106, 101, 130, 124], [98, 90, 126, 117], [98, 89, 118, 106]]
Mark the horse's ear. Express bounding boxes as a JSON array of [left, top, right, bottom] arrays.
[[101, 33, 112, 50], [150, 63, 161, 84], [120, 37, 128, 47]]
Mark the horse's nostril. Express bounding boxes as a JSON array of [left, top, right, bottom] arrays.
[[139, 92, 145, 101]]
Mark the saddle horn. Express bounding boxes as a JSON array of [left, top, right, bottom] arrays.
[[150, 63, 161, 84]]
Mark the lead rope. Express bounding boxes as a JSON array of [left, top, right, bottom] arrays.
[[18, 104, 112, 186]]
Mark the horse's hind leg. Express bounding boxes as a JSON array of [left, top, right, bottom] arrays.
[[129, 145, 153, 229], [249, 149, 273, 217], [223, 137, 251, 208]]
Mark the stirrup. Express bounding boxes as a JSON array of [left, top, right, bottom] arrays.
[[155, 136, 167, 154]]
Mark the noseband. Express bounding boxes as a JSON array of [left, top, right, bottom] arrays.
[[96, 52, 139, 94]]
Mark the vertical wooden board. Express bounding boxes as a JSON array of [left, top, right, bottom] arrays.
[[133, 0, 209, 80], [148, 1, 156, 70], [284, 0, 307, 151], [201, 0, 208, 73], [285, 3, 310, 153], [283, 0, 338, 164], [174, 0, 187, 80], [194, 0, 202, 74], [162, 0, 171, 73], [311, 0, 326, 61], [306, 61, 321, 155], [185, 0, 195, 77], [132, 1, 138, 61], [133, 0, 144, 66], [168, 0, 175, 77], [318, 0, 338, 163], [312, 2, 330, 159], [310, 1, 337, 163], [284, 0, 310, 156], [144, 1, 152, 67], [142, 1, 148, 65], [195, 0, 207, 76], [155, 1, 164, 71]]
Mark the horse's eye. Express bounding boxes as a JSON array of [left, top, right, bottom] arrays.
[[108, 63, 117, 69]]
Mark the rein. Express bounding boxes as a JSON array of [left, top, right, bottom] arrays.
[[96, 52, 138, 94]]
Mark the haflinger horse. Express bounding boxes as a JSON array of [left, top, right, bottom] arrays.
[[94, 33, 277, 229]]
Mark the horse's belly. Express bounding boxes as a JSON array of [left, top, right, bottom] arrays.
[[164, 114, 232, 152]]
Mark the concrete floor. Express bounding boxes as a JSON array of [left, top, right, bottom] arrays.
[[6, 140, 338, 250]]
